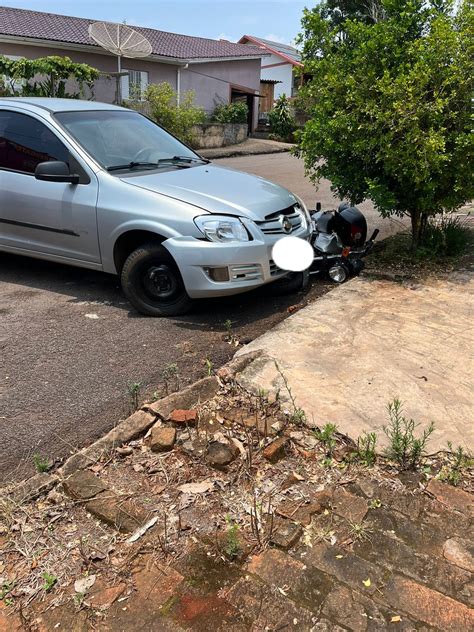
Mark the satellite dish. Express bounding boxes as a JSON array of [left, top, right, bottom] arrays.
[[89, 21, 152, 103]]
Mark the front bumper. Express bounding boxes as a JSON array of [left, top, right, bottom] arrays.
[[163, 217, 312, 299]]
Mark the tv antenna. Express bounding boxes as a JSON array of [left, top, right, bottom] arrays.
[[88, 21, 152, 103]]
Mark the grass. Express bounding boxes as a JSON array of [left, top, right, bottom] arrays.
[[366, 219, 472, 277], [33, 453, 50, 473], [348, 520, 373, 542], [383, 398, 434, 470], [162, 363, 179, 394]]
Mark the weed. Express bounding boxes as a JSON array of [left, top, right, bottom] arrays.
[[32, 453, 50, 473], [42, 572, 57, 592], [348, 521, 373, 542], [204, 358, 213, 377], [224, 319, 233, 335], [224, 515, 241, 558], [368, 499, 382, 509], [274, 361, 306, 425], [127, 381, 142, 412], [314, 423, 338, 456], [74, 592, 86, 608], [438, 442, 473, 486], [162, 363, 179, 395], [383, 399, 434, 470], [357, 432, 377, 466], [1, 580, 15, 602]]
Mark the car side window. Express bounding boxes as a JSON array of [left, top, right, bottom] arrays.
[[0, 110, 69, 175]]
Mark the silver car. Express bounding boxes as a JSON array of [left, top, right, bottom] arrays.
[[0, 98, 311, 316]]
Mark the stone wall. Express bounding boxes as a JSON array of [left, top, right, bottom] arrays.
[[191, 123, 248, 149]]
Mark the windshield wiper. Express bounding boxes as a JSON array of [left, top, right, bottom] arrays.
[[106, 161, 160, 172], [169, 155, 210, 164]]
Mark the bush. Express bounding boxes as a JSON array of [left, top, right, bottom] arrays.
[[212, 102, 248, 124], [140, 82, 206, 145], [268, 94, 297, 142], [418, 215, 472, 259]]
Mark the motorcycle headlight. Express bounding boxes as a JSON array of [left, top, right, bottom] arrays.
[[194, 215, 249, 243]]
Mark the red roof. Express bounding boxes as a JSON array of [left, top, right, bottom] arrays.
[[0, 6, 266, 61]]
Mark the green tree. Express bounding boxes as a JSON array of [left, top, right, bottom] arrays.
[[0, 55, 99, 98], [296, 0, 473, 245]]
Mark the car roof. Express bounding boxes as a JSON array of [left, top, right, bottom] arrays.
[[0, 97, 128, 113]]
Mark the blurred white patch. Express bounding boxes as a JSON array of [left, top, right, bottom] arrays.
[[272, 236, 314, 272], [85, 313, 99, 319]]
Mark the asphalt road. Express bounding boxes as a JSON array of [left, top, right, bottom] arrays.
[[0, 153, 397, 483]]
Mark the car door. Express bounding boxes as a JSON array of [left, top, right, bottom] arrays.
[[0, 109, 100, 264]]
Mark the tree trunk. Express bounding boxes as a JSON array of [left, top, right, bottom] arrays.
[[410, 210, 428, 250]]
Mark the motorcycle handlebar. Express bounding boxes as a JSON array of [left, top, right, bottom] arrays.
[[369, 229, 380, 242]]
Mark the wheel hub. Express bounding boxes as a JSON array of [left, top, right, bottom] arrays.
[[143, 265, 178, 300]]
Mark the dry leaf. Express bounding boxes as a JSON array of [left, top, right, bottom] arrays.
[[335, 555, 343, 559], [362, 578, 371, 587], [178, 481, 214, 494], [74, 574, 96, 593], [126, 516, 159, 544], [391, 615, 401, 622]]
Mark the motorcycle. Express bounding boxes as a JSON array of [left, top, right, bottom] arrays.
[[309, 201, 379, 283]]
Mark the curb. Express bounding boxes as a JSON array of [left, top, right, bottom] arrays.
[[200, 146, 293, 160], [1, 353, 259, 504]]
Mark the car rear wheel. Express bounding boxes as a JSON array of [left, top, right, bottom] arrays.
[[121, 243, 193, 316]]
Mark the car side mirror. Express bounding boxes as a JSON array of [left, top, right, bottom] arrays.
[[35, 161, 80, 184]]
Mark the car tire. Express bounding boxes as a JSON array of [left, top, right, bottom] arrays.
[[269, 269, 310, 295], [120, 243, 193, 316]]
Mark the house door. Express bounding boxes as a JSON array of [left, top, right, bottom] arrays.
[[259, 82, 275, 114], [230, 90, 255, 134]]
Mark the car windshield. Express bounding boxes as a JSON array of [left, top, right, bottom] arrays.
[[54, 110, 202, 172]]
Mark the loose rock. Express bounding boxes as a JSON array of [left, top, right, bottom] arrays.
[[206, 442, 236, 468], [263, 437, 288, 463], [150, 426, 176, 452]]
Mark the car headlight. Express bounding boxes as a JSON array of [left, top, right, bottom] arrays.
[[194, 215, 249, 243], [294, 195, 311, 225]]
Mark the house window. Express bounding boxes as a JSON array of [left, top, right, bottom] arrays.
[[121, 70, 149, 101]]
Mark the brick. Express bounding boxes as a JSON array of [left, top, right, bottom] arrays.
[[225, 576, 325, 630], [263, 436, 288, 463], [62, 470, 108, 500], [89, 582, 126, 609], [150, 426, 176, 452], [247, 549, 333, 613], [365, 508, 446, 557], [426, 479, 474, 517], [270, 519, 303, 550], [146, 376, 219, 419], [169, 409, 197, 425], [331, 488, 368, 523], [353, 530, 472, 605], [443, 537, 474, 573], [276, 498, 322, 526], [303, 542, 389, 596], [322, 584, 417, 631], [383, 574, 474, 630], [132, 563, 184, 607], [85, 491, 148, 533]]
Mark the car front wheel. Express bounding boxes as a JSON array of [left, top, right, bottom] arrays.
[[120, 243, 193, 316]]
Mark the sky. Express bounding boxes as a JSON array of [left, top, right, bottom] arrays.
[[2, 1, 313, 45]]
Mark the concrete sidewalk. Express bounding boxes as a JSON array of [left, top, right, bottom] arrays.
[[200, 137, 294, 159], [236, 269, 474, 452]]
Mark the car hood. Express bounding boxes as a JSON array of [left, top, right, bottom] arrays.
[[120, 163, 297, 220]]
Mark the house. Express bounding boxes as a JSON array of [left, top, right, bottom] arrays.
[[0, 6, 268, 130], [238, 35, 303, 118]]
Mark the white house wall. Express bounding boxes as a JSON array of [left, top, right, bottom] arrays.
[[260, 52, 293, 99]]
